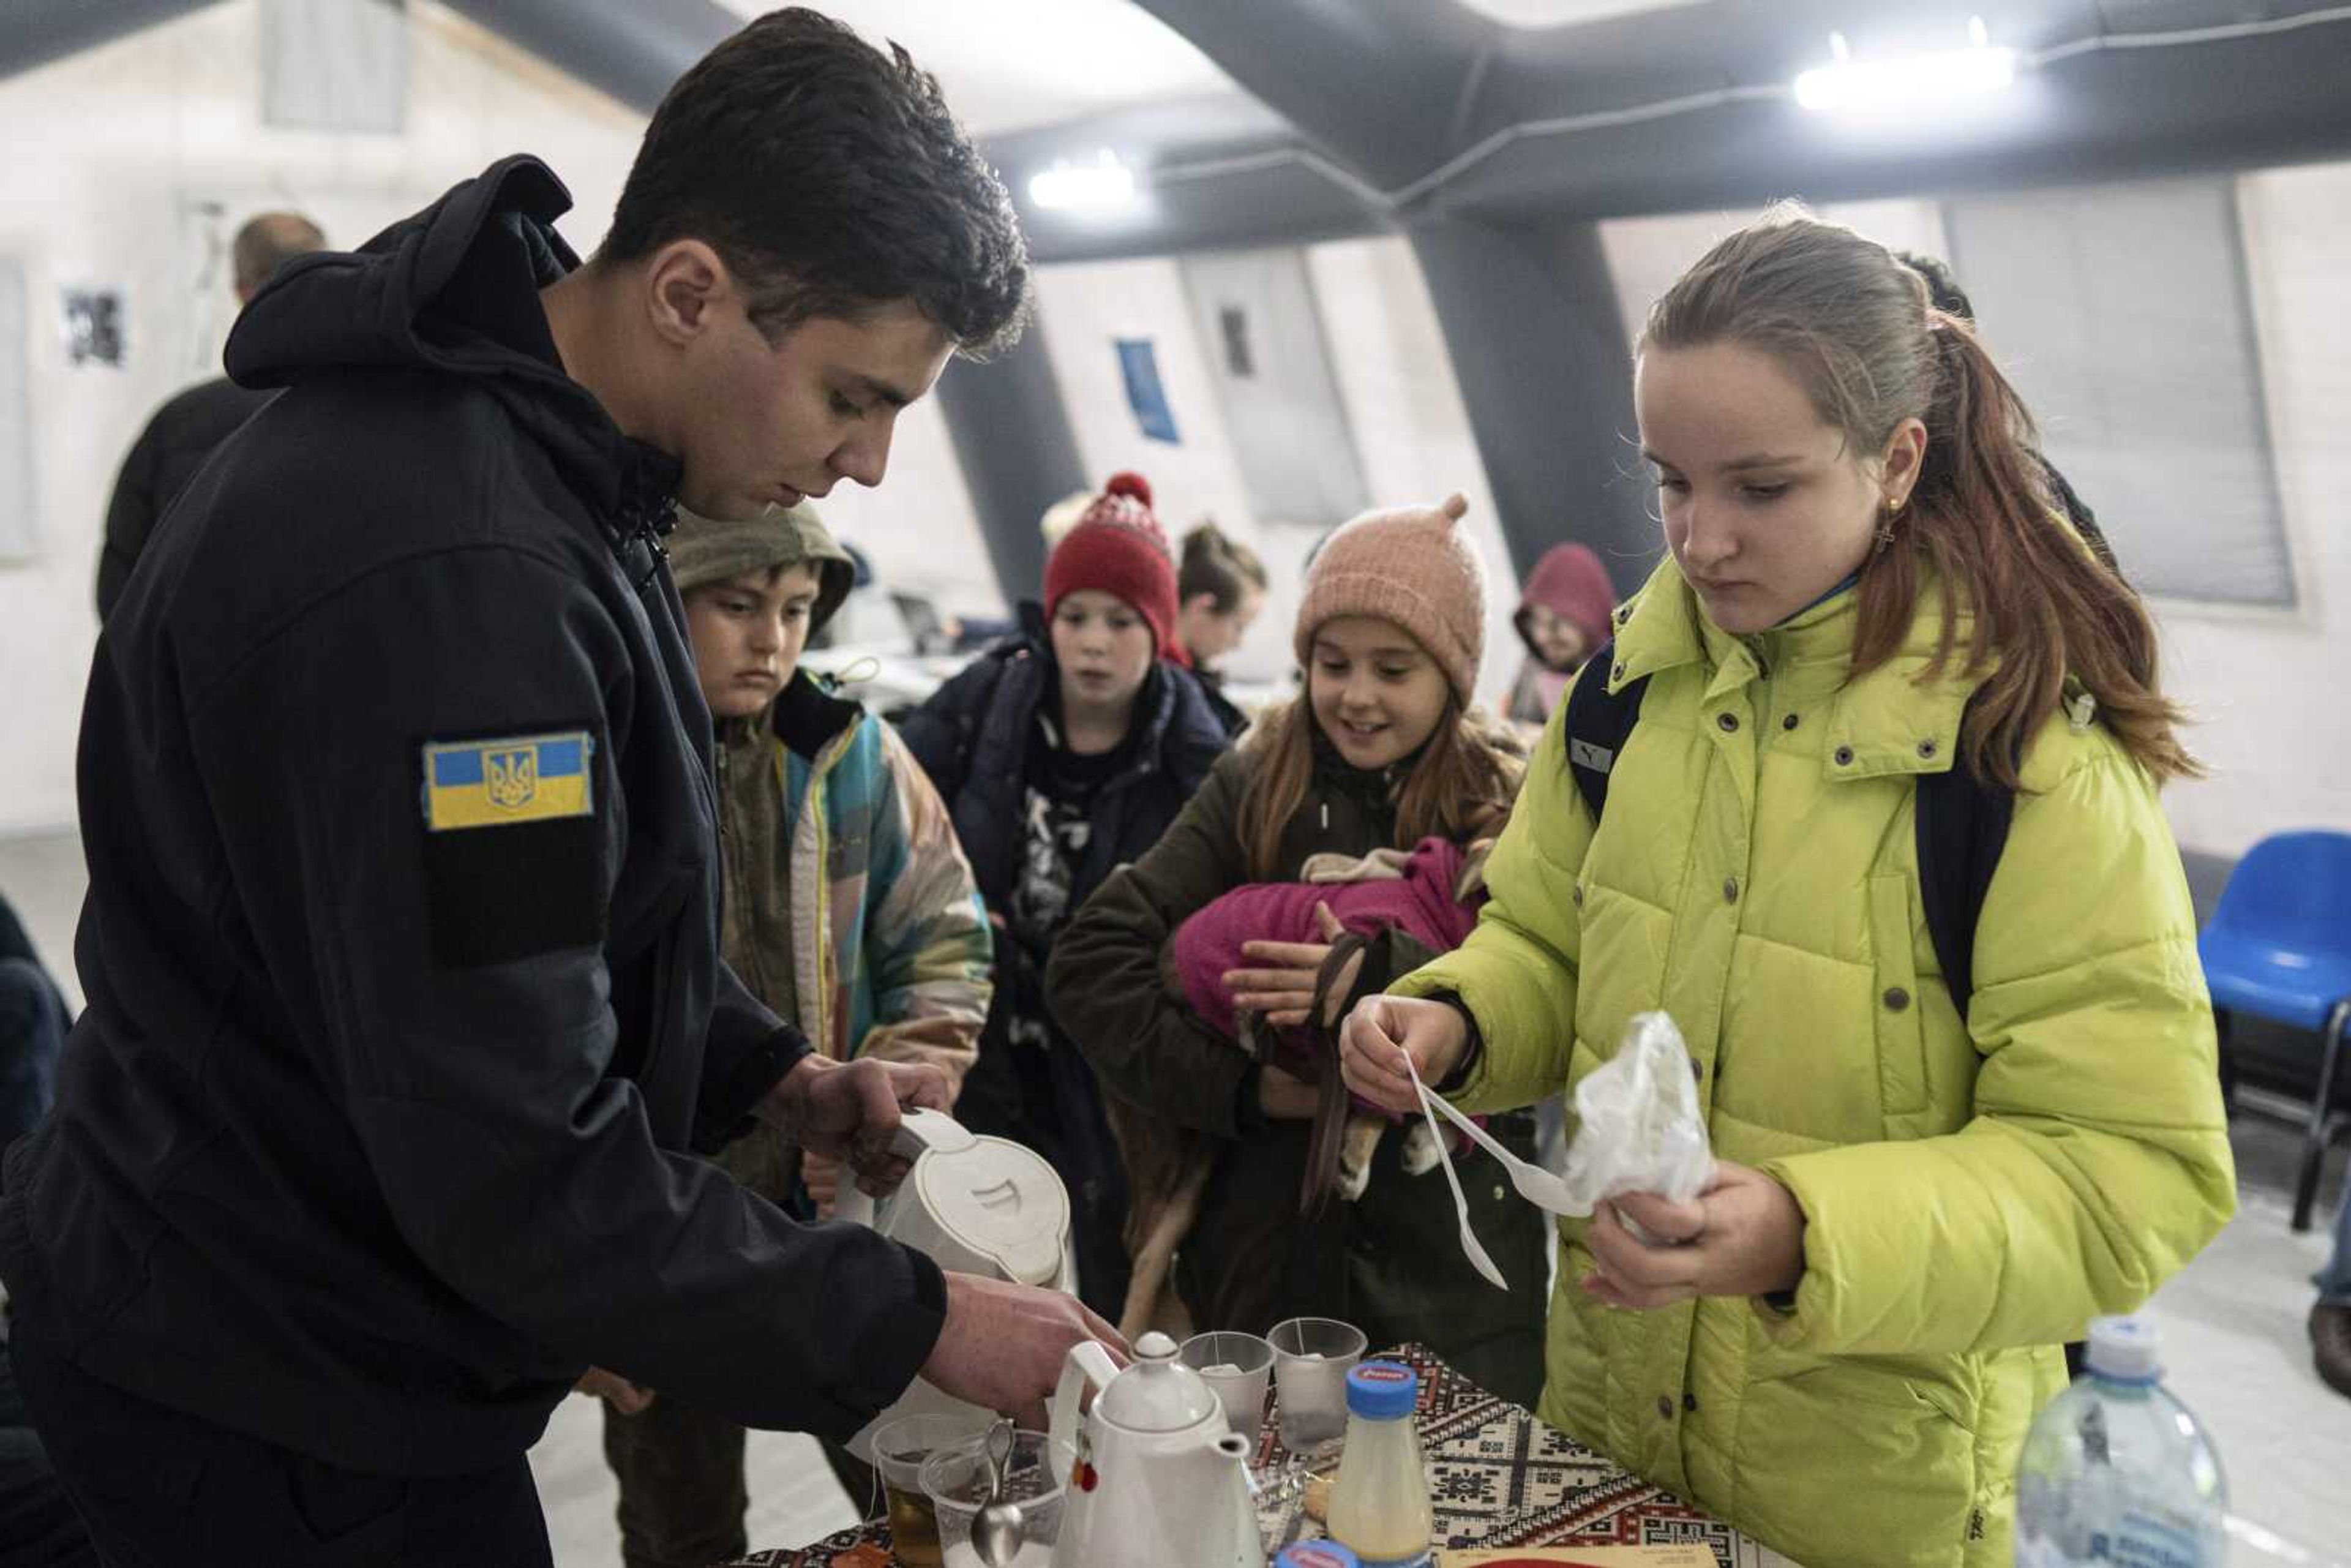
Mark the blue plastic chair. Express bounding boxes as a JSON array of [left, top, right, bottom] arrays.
[[2199, 830, 2351, 1230]]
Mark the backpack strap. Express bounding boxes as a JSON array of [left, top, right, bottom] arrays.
[[1911, 696, 2015, 1025], [1561, 638, 1651, 823]]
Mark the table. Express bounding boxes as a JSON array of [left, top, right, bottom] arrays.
[[722, 1346, 1791, 1567]]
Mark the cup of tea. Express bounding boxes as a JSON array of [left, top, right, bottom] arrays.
[[1267, 1317, 1367, 1458], [920, 1429, 1070, 1567], [871, 1411, 991, 1568]]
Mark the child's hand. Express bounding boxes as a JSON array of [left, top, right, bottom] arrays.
[[1580, 1161, 1807, 1310], [1338, 994, 1469, 1116], [1228, 902, 1354, 1029], [576, 1367, 656, 1415]]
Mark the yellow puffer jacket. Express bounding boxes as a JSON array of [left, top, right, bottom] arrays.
[[1392, 555, 2235, 1568]]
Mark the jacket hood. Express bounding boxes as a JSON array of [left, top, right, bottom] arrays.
[[1515, 542, 1616, 667], [224, 156, 676, 527]]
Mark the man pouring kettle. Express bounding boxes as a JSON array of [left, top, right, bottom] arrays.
[[0, 13, 1122, 1566]]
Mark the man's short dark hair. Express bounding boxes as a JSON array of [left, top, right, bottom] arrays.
[[602, 8, 1031, 356], [233, 212, 326, 296]]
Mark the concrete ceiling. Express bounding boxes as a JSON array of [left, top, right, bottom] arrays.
[[707, 0, 1251, 136]]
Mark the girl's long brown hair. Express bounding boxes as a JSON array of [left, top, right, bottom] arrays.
[[1236, 695, 1521, 881], [1643, 209, 2197, 788]]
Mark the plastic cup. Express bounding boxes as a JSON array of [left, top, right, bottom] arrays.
[[871, 1412, 991, 1567], [920, 1430, 1070, 1568], [1268, 1316, 1368, 1456], [1178, 1330, 1276, 1439]]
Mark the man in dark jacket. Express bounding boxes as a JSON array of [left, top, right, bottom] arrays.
[[94, 211, 324, 620], [2, 13, 1118, 1564]]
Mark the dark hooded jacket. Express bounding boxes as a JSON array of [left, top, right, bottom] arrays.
[[0, 158, 944, 1477]]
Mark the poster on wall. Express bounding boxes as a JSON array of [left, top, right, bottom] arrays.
[[61, 288, 126, 369], [1115, 336, 1181, 445]]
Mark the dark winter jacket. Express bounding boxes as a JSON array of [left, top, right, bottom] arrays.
[[0, 157, 945, 1478], [96, 376, 274, 620], [898, 621, 1229, 1313], [1046, 718, 1550, 1402]]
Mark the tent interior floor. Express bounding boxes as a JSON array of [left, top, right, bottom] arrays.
[[0, 827, 2342, 1563]]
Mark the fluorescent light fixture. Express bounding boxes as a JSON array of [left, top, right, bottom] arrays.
[[1794, 20, 2017, 113], [1028, 152, 1136, 211]]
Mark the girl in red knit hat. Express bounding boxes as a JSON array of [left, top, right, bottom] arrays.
[[897, 471, 1233, 1321], [1047, 491, 1548, 1405], [1505, 541, 1618, 728]]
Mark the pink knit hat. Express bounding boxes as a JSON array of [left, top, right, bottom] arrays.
[[1293, 492, 1486, 704]]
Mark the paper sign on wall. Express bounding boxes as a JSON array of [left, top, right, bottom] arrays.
[[1115, 336, 1180, 445]]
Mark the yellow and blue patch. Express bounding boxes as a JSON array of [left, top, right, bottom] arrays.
[[421, 732, 594, 832]]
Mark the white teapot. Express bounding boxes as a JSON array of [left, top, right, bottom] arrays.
[[1046, 1330, 1259, 1567]]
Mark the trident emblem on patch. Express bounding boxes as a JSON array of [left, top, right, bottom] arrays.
[[484, 748, 538, 811]]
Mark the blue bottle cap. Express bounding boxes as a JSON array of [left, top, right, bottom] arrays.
[[1276, 1544, 1362, 1568], [1344, 1359, 1419, 1420]]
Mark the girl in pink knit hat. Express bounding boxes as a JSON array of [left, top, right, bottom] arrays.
[[1046, 492, 1548, 1403]]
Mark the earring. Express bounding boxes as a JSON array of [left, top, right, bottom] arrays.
[[1873, 497, 1902, 552]]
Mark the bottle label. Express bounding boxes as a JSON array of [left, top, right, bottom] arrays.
[[1352, 1555, 1433, 1568], [2016, 1509, 2215, 1568]]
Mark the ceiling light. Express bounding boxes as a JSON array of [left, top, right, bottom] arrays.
[[1028, 152, 1137, 211], [1794, 21, 2017, 113]]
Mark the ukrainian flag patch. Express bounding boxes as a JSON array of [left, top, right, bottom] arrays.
[[422, 732, 594, 832]]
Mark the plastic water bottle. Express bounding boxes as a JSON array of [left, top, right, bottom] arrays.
[[2015, 1316, 2227, 1567]]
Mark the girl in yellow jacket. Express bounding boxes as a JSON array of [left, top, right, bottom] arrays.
[[1340, 209, 2236, 1568]]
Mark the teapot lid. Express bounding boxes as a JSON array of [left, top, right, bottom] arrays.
[[1094, 1332, 1221, 1433]]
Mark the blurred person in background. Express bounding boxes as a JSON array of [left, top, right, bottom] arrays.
[[1175, 520, 1269, 736], [96, 211, 326, 620], [1505, 541, 1614, 729]]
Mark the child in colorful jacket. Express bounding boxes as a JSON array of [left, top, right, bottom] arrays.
[[595, 501, 992, 1568]]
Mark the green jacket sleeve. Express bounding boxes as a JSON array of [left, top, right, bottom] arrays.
[[1390, 706, 1595, 1114], [1046, 748, 1257, 1137], [1758, 744, 2237, 1357], [856, 722, 993, 1095]]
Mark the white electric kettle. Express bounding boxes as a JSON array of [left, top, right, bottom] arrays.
[[1046, 1331, 1260, 1567], [838, 1108, 1077, 1460]]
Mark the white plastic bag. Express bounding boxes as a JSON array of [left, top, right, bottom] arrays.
[[1557, 1010, 1715, 1215]]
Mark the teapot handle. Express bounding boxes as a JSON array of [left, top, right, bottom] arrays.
[[1046, 1339, 1119, 1464]]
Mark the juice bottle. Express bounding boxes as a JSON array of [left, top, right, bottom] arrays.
[[1326, 1361, 1433, 1568]]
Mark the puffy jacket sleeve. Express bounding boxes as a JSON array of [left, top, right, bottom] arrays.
[[1757, 741, 2236, 1357], [854, 720, 993, 1095], [896, 654, 998, 803], [201, 548, 944, 1438], [1047, 747, 1258, 1136], [1390, 703, 1594, 1114]]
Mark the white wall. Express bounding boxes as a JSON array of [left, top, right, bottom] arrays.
[[2157, 162, 2351, 857], [0, 0, 646, 834], [1306, 235, 1518, 711]]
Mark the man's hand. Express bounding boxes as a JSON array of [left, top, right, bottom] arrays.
[[801, 1150, 841, 1218], [1338, 995, 1470, 1117], [1580, 1161, 1808, 1310], [921, 1274, 1131, 1431], [575, 1367, 655, 1416], [759, 1056, 951, 1199]]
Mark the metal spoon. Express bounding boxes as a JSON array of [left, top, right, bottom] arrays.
[[970, 1420, 1027, 1567]]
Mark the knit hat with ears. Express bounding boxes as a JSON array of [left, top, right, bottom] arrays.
[[1293, 492, 1487, 705], [1043, 471, 1187, 664]]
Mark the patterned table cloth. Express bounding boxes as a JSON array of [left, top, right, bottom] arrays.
[[724, 1345, 1792, 1568]]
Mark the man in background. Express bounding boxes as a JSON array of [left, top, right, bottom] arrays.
[[95, 211, 324, 618]]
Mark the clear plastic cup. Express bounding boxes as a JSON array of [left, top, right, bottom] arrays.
[[871, 1412, 991, 1568], [919, 1430, 1070, 1568], [1268, 1317, 1368, 1456], [1178, 1330, 1275, 1439]]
